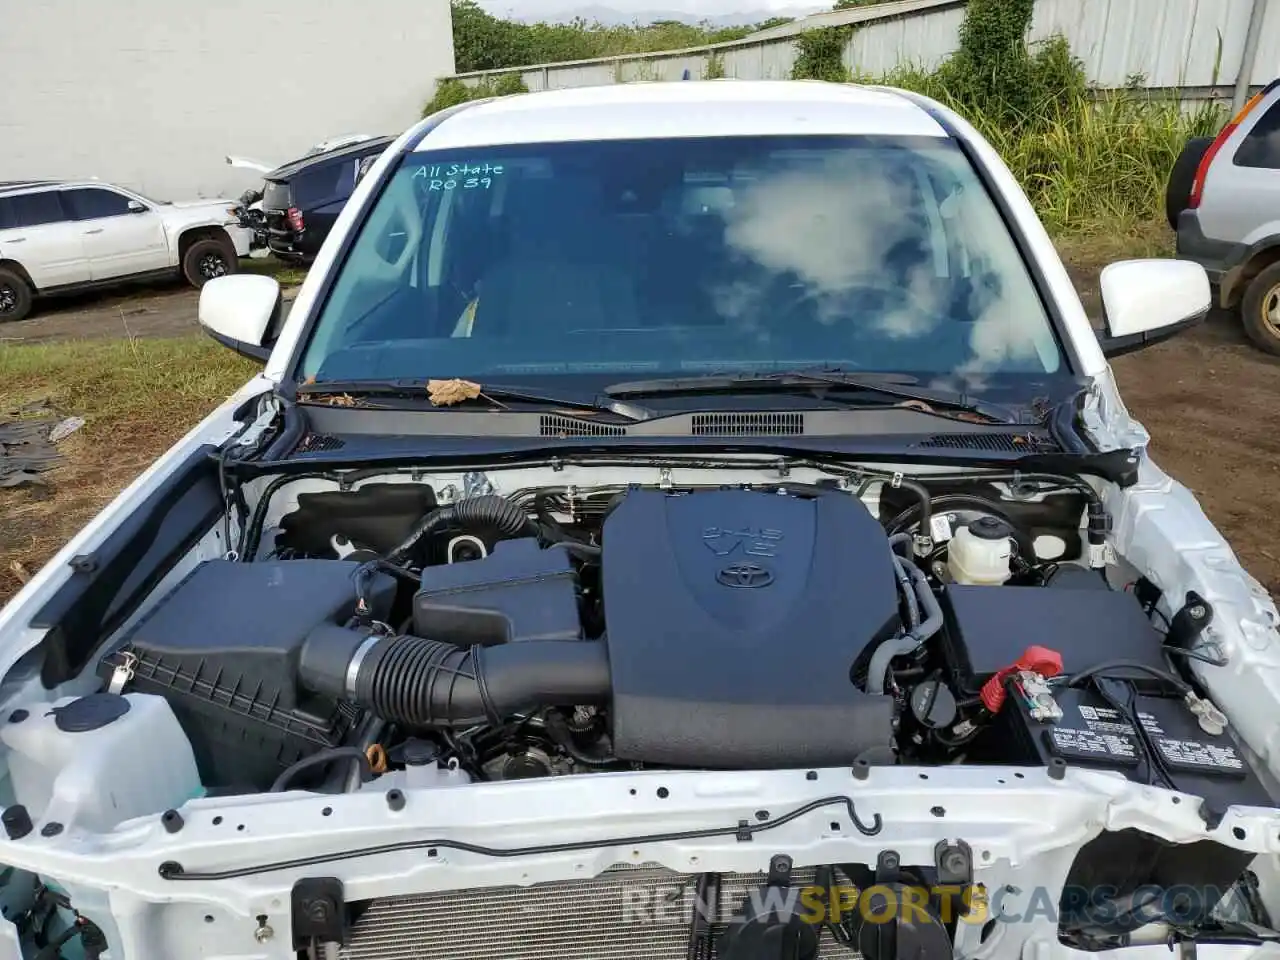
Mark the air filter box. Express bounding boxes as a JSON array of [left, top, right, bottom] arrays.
[[98, 559, 395, 791]]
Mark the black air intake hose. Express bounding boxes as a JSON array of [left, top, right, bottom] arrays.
[[387, 495, 538, 563], [300, 625, 610, 727]]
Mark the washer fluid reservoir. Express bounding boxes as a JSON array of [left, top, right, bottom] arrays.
[[0, 692, 201, 834]]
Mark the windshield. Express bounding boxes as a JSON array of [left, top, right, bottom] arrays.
[[299, 135, 1064, 385]]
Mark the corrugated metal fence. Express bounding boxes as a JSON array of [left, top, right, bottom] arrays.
[[451, 0, 1280, 106]]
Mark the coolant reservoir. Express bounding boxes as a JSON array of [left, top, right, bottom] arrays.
[[946, 516, 1013, 586], [0, 693, 201, 834]]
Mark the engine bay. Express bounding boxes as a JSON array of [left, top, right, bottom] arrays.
[[1, 461, 1276, 954], [85, 470, 1262, 817]]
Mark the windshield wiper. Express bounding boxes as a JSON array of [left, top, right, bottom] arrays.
[[602, 370, 1021, 424], [296, 379, 655, 422]]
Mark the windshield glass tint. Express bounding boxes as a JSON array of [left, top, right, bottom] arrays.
[[299, 135, 1063, 382]]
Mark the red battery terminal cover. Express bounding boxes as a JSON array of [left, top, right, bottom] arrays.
[[980, 645, 1065, 713]]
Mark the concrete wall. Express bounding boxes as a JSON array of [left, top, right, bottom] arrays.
[[0, 0, 455, 200]]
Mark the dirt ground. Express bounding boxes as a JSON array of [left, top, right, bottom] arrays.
[[1, 245, 1278, 603], [0, 279, 297, 345]]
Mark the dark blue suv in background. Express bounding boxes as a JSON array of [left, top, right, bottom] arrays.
[[262, 136, 393, 263]]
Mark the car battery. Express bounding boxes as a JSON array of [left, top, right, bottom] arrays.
[[1002, 677, 1274, 826]]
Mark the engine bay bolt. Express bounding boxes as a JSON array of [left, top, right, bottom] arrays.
[[755, 810, 770, 821], [1048, 758, 1067, 781], [7, 709, 27, 724], [767, 854, 793, 886], [306, 899, 334, 925], [253, 916, 273, 942], [386, 789, 406, 811], [852, 759, 870, 781], [40, 822, 63, 837], [161, 809, 184, 833]]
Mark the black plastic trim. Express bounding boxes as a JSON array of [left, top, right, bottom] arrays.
[[1097, 312, 1205, 358], [1175, 209, 1239, 281], [1229, 236, 1280, 274], [30, 444, 225, 686], [260, 394, 309, 461], [32, 268, 178, 299], [205, 327, 271, 363]]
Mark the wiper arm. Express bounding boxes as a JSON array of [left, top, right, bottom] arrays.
[[297, 379, 654, 422], [603, 370, 1020, 424]]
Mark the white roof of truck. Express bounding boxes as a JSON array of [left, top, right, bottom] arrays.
[[412, 80, 947, 151]]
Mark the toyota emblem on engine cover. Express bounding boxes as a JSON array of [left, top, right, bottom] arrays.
[[717, 562, 775, 588]]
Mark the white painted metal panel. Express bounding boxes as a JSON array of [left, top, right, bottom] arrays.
[[1251, 0, 1280, 85], [846, 4, 965, 77], [1030, 0, 1252, 88]]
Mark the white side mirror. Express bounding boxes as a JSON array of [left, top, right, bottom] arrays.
[[198, 274, 281, 363], [1098, 259, 1210, 357]]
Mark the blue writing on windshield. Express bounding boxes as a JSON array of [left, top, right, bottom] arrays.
[[413, 162, 505, 191]]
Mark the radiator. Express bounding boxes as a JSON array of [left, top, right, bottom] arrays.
[[340, 863, 860, 960]]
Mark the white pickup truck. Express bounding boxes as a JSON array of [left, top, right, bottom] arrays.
[[0, 179, 254, 322]]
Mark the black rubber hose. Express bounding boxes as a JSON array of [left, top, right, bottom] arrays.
[[897, 478, 932, 545], [546, 712, 620, 768], [1067, 660, 1191, 695], [387, 495, 537, 563], [866, 478, 932, 548], [300, 627, 611, 728], [271, 747, 372, 793], [891, 554, 920, 630], [239, 471, 344, 560]]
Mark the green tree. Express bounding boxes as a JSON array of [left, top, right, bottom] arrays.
[[931, 0, 1083, 125], [449, 0, 766, 73], [792, 25, 853, 82], [450, 0, 531, 72]]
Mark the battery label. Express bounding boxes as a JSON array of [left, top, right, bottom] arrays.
[[1076, 704, 1137, 735], [1040, 701, 1245, 777], [1047, 725, 1140, 765], [1152, 737, 1245, 776]]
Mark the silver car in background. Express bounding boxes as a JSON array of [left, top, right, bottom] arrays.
[[1174, 78, 1280, 354]]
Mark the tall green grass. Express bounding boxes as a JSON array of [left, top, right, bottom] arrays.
[[884, 63, 1224, 236]]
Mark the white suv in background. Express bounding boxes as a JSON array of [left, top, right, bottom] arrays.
[[0, 179, 254, 322]]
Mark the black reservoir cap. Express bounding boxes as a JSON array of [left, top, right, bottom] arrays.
[[52, 693, 131, 732]]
